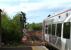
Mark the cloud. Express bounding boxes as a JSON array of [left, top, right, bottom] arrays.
[[0, 0, 46, 16], [19, 0, 71, 13], [19, 2, 47, 12], [0, 0, 71, 17]]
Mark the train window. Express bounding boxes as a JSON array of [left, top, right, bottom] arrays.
[[48, 25, 51, 34], [63, 22, 70, 39], [52, 24, 55, 35], [66, 13, 68, 17], [56, 23, 62, 37], [59, 16, 61, 18]]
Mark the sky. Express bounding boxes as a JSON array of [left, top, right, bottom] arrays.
[[0, 0, 71, 23]]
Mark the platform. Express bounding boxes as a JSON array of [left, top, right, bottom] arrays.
[[0, 46, 48, 50], [32, 46, 49, 50]]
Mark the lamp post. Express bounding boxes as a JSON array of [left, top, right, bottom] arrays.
[[0, 9, 2, 47]]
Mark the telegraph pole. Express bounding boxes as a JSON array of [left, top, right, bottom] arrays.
[[20, 12, 26, 35], [0, 9, 2, 47], [21, 12, 26, 28]]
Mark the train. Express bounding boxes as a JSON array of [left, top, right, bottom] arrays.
[[43, 9, 71, 50]]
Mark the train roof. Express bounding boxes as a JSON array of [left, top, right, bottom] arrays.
[[43, 9, 71, 24]]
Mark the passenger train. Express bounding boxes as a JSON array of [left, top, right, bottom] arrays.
[[43, 9, 71, 50]]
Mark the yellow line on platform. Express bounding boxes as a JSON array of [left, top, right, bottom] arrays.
[[32, 46, 49, 50]]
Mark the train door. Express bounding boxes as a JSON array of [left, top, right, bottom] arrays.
[[61, 22, 70, 50], [51, 24, 57, 45], [55, 23, 62, 49], [44, 24, 49, 42]]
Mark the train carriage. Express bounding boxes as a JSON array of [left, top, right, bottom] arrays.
[[43, 9, 71, 50]]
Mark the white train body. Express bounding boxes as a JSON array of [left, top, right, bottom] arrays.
[[43, 9, 71, 50]]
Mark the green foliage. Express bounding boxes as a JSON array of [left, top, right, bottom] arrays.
[[1, 11, 42, 45], [27, 23, 42, 31], [1, 12, 23, 44]]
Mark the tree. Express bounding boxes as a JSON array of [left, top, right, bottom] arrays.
[[1, 12, 23, 44], [27, 23, 42, 31], [1, 11, 12, 44]]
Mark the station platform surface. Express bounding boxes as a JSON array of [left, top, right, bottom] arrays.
[[32, 46, 49, 50], [0, 46, 48, 50]]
